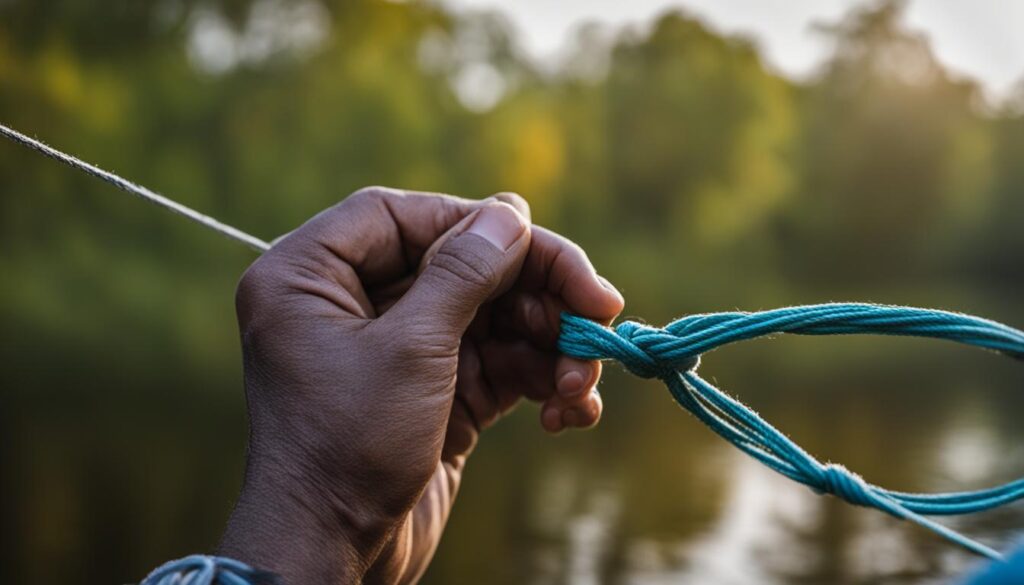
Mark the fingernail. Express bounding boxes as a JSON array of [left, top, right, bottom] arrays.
[[468, 205, 526, 251], [598, 275, 625, 305], [557, 370, 586, 397], [542, 406, 563, 433]]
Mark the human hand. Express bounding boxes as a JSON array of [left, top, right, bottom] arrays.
[[218, 187, 624, 584]]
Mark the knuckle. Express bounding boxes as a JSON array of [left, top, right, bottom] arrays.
[[561, 240, 591, 268], [235, 269, 276, 346], [235, 257, 275, 310], [429, 244, 497, 290], [348, 185, 399, 205], [568, 240, 589, 260], [234, 255, 294, 338]]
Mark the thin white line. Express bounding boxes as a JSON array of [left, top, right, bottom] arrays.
[[0, 123, 271, 253]]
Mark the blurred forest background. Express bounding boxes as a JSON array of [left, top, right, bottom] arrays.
[[2, 0, 1023, 583]]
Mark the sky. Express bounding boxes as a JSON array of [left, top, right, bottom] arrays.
[[444, 0, 1024, 101]]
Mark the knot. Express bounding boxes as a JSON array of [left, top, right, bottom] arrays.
[[558, 314, 700, 379], [614, 321, 701, 377], [817, 464, 875, 507]]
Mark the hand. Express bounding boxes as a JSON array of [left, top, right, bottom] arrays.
[[218, 187, 624, 584]]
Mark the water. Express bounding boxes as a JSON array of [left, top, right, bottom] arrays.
[[425, 344, 1024, 585], [2, 313, 1023, 584]]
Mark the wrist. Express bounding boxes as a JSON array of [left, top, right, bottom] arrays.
[[219, 446, 395, 584]]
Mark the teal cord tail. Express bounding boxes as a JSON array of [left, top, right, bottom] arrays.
[[559, 303, 1024, 560]]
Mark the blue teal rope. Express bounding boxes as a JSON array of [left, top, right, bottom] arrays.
[[558, 303, 1024, 561], [5, 123, 1020, 568], [140, 555, 280, 585]]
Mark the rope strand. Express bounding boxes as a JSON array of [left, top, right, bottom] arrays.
[[560, 304, 1024, 560], [3, 122, 1021, 561]]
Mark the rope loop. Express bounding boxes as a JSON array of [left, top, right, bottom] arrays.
[[559, 303, 1024, 561], [2, 125, 1020, 565]]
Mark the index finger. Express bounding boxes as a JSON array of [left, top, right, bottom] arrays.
[[277, 187, 530, 286], [518, 226, 624, 322]]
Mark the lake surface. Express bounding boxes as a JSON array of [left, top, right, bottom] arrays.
[[426, 337, 1024, 585], [3, 308, 1023, 585]]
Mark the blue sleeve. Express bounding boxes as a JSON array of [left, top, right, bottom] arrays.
[[962, 544, 1024, 585]]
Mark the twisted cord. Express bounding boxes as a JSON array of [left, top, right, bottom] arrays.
[[140, 555, 281, 585], [559, 303, 1024, 561], [0, 123, 271, 253], [4, 122, 1022, 563]]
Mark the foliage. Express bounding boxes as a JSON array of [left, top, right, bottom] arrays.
[[1, 0, 1022, 583]]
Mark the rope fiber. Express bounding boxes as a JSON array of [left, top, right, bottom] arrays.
[[3, 122, 1023, 562]]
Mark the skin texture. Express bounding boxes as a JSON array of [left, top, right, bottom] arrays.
[[219, 187, 624, 584]]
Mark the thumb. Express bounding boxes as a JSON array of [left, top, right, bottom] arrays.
[[386, 201, 530, 337]]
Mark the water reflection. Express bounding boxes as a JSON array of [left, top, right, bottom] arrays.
[[430, 348, 1024, 585], [520, 442, 998, 585], [846, 510, 929, 581], [933, 398, 1001, 485], [4, 325, 1024, 584], [672, 452, 823, 584]]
